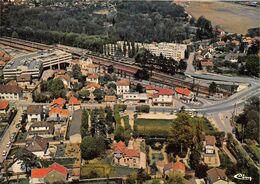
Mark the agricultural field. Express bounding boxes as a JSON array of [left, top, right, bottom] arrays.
[[186, 2, 260, 34]]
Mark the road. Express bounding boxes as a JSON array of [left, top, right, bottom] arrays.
[[0, 109, 22, 163]]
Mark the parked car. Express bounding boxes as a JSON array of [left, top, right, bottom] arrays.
[[2, 151, 6, 156]]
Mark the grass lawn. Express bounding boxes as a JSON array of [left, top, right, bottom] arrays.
[[135, 115, 216, 137], [135, 118, 173, 137], [81, 157, 137, 179], [122, 115, 131, 130]]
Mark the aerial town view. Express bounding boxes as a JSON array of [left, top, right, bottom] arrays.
[[0, 0, 259, 184]]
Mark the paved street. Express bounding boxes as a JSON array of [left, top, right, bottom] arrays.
[[0, 109, 22, 163]]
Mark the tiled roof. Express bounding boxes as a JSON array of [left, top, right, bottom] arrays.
[[175, 87, 192, 96], [49, 107, 69, 118], [0, 84, 22, 94], [26, 136, 48, 152], [88, 74, 98, 79], [163, 161, 185, 172], [27, 105, 43, 114], [31, 162, 68, 178], [205, 135, 216, 146], [207, 168, 227, 183], [116, 79, 130, 86], [51, 98, 66, 106], [104, 95, 116, 102], [69, 96, 80, 105], [85, 82, 100, 89], [124, 148, 140, 158], [0, 100, 9, 110], [114, 141, 126, 152], [157, 88, 174, 96], [145, 86, 161, 91], [201, 60, 213, 67]]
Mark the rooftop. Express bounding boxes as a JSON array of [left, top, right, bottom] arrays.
[[207, 168, 227, 183], [25, 136, 48, 152], [16, 74, 32, 82], [0, 84, 22, 94], [205, 135, 216, 146], [175, 87, 192, 96], [31, 162, 68, 178], [0, 100, 9, 110], [163, 161, 185, 172], [27, 105, 43, 115], [116, 79, 130, 86]]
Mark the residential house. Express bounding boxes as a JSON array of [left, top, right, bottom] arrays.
[[27, 105, 43, 122], [116, 79, 130, 95], [203, 136, 220, 167], [51, 98, 66, 109], [25, 136, 49, 158], [152, 88, 174, 106], [175, 87, 194, 102], [68, 96, 81, 111], [114, 141, 141, 168], [86, 74, 99, 84], [104, 95, 117, 104], [206, 168, 229, 184], [16, 74, 32, 90], [122, 93, 148, 103], [145, 86, 161, 97], [0, 100, 9, 114], [79, 57, 98, 73], [68, 109, 82, 144], [201, 59, 214, 71], [0, 84, 22, 100], [28, 122, 54, 138], [163, 161, 186, 176], [49, 107, 70, 120], [54, 70, 71, 89], [30, 163, 68, 184], [84, 82, 101, 93]]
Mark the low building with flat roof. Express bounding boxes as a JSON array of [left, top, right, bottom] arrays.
[[3, 49, 72, 79]]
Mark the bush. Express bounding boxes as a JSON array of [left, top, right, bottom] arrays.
[[136, 105, 150, 113]]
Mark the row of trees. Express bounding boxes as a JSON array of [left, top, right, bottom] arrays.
[[80, 107, 114, 160], [134, 49, 187, 80]]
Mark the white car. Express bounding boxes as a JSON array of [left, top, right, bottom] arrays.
[[6, 142, 11, 148], [2, 151, 6, 156]]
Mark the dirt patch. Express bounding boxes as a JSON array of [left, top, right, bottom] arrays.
[[186, 2, 260, 34]]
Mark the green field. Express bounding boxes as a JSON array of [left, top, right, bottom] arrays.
[[135, 118, 173, 137], [135, 116, 216, 137]]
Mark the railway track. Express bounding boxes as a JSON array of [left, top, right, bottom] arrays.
[[0, 37, 229, 95]]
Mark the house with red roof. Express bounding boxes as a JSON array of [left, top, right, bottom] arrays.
[[163, 161, 186, 176], [51, 98, 66, 109], [49, 107, 70, 119], [175, 87, 194, 102], [0, 100, 9, 114], [86, 74, 99, 84], [68, 96, 81, 111], [30, 162, 68, 184], [152, 88, 174, 106], [203, 135, 220, 167], [113, 141, 143, 168]]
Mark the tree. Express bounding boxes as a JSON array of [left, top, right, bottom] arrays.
[[136, 168, 150, 184], [80, 136, 106, 160], [78, 90, 90, 100], [178, 59, 187, 71], [105, 106, 114, 134], [167, 171, 185, 184], [93, 88, 104, 102], [195, 164, 208, 178], [107, 65, 114, 74], [11, 31, 19, 38], [72, 64, 82, 79], [134, 69, 150, 80], [171, 113, 194, 154], [136, 105, 150, 113], [135, 83, 144, 93], [208, 81, 217, 95], [81, 109, 89, 138], [47, 78, 65, 98]]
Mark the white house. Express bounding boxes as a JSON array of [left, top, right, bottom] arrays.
[[86, 74, 99, 83], [116, 79, 130, 95], [27, 105, 43, 122], [68, 96, 81, 111], [25, 136, 49, 158], [122, 93, 148, 103], [28, 122, 54, 138], [0, 84, 22, 100], [152, 88, 174, 106]]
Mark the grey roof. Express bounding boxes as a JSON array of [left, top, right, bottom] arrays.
[[0, 84, 22, 94], [27, 105, 43, 114], [25, 136, 48, 152], [207, 168, 227, 183], [68, 109, 82, 137]]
